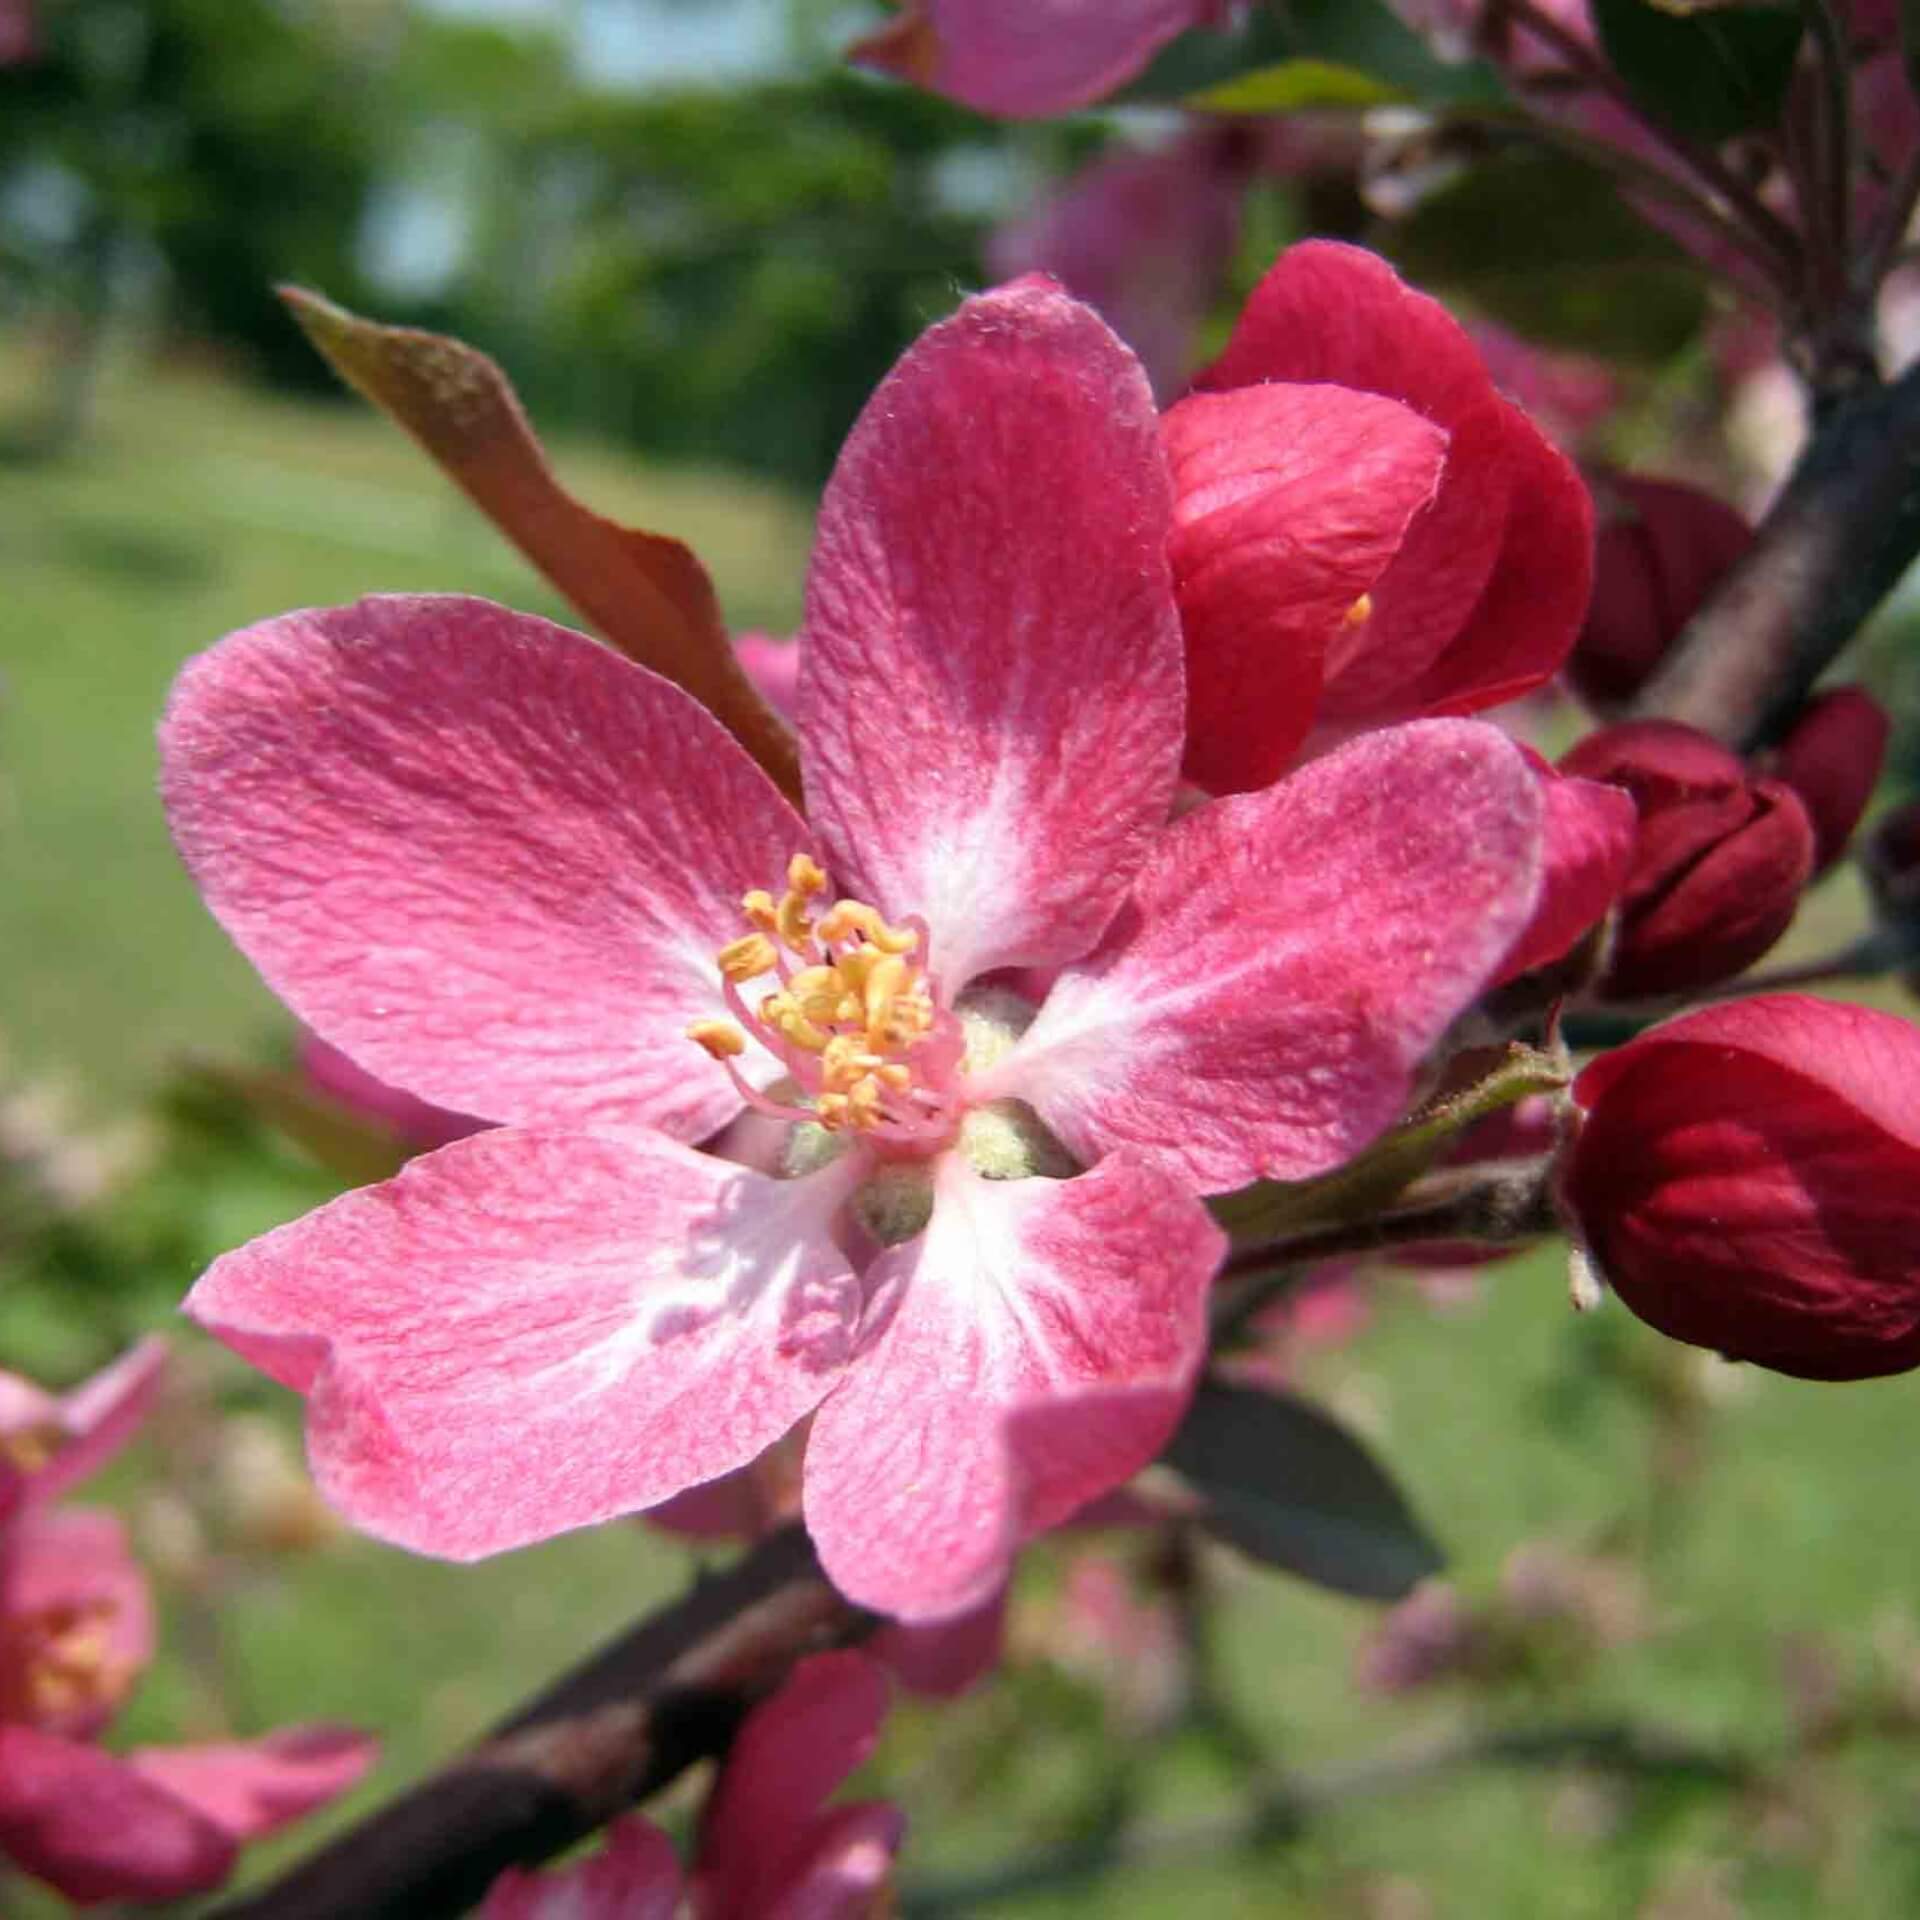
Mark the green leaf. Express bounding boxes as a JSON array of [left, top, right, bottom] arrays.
[[1382, 148, 1710, 363], [1120, 0, 1504, 108], [1186, 58, 1405, 113], [1590, 0, 1803, 141], [1164, 1378, 1445, 1600]]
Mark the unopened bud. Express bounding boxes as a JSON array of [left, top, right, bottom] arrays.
[[1568, 477, 1751, 712], [1767, 686, 1889, 874], [1560, 720, 1813, 999], [1561, 996, 1920, 1379]]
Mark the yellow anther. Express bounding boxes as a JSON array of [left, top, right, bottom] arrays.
[[776, 890, 816, 953], [742, 889, 779, 933], [687, 1019, 748, 1061], [846, 1077, 885, 1127], [816, 1091, 851, 1129], [760, 995, 831, 1054], [716, 933, 778, 984], [862, 953, 910, 1034], [788, 853, 829, 898], [821, 1035, 884, 1091], [1344, 592, 1374, 627], [817, 900, 919, 954], [876, 1063, 913, 1092]]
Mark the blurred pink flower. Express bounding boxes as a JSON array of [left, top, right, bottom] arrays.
[[989, 129, 1245, 397], [850, 0, 1232, 118], [0, 1337, 166, 1525], [166, 279, 1545, 1620], [0, 0, 33, 66], [480, 1651, 901, 1920], [0, 1349, 375, 1905]]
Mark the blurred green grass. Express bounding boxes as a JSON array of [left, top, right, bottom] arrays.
[[0, 339, 814, 1112], [6, 347, 1920, 1917]]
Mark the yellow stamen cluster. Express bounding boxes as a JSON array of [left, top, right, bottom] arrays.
[[688, 854, 937, 1133], [1344, 592, 1374, 628], [13, 1601, 130, 1724], [0, 1424, 63, 1476]]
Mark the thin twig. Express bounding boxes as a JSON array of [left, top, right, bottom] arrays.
[[205, 1528, 867, 1920], [899, 1717, 1752, 1914], [1631, 352, 1920, 747]]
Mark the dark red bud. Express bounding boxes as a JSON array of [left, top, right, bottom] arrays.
[[1563, 997, 1920, 1380], [1560, 720, 1814, 999], [1568, 477, 1751, 712], [1768, 686, 1890, 874], [1863, 797, 1920, 939]]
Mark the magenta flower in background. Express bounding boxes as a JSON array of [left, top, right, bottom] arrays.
[[480, 1651, 901, 1919], [163, 280, 1544, 1621], [1170, 242, 1594, 792], [0, 0, 33, 66], [988, 129, 1245, 397], [0, 1337, 166, 1525], [850, 0, 1230, 118], [0, 1348, 375, 1904]]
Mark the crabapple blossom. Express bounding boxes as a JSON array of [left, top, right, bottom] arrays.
[[164, 279, 1545, 1620], [0, 1348, 374, 1903], [849, 0, 1230, 118], [1170, 242, 1593, 790]]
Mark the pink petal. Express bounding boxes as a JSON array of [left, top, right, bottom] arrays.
[[799, 279, 1185, 991], [1395, 400, 1593, 723], [0, 1338, 167, 1521], [479, 1817, 682, 1920], [1496, 754, 1637, 983], [993, 720, 1543, 1191], [1199, 243, 1514, 713], [0, 1725, 234, 1904], [850, 0, 1219, 118], [697, 1650, 891, 1918], [185, 1126, 861, 1560], [162, 595, 809, 1140], [0, 1507, 152, 1741], [871, 1588, 1007, 1697], [770, 1802, 909, 1920], [1162, 381, 1449, 793], [803, 1155, 1220, 1621], [734, 632, 801, 721], [128, 1725, 377, 1843]]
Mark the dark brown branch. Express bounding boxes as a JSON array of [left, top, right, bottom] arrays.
[[207, 1527, 866, 1920], [1631, 354, 1920, 748]]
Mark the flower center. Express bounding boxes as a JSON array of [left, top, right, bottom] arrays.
[[0, 1598, 134, 1729], [0, 1423, 63, 1476], [688, 854, 967, 1152]]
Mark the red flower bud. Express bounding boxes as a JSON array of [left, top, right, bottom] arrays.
[[1863, 797, 1920, 938], [1769, 686, 1890, 874], [1563, 996, 1920, 1380], [1569, 477, 1751, 712], [1559, 720, 1814, 999]]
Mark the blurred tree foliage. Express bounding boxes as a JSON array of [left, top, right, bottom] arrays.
[[0, 0, 1001, 486]]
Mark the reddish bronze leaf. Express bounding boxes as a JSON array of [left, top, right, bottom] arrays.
[[280, 286, 801, 800]]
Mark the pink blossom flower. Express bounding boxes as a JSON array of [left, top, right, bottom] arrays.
[[480, 1651, 901, 1919], [1170, 242, 1593, 791], [850, 0, 1230, 118], [164, 280, 1545, 1620], [0, 1352, 375, 1904], [988, 129, 1246, 397], [0, 1337, 166, 1526], [0, 0, 33, 67]]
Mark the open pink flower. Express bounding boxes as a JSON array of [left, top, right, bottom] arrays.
[[0, 1357, 374, 1904], [1173, 242, 1593, 790], [850, 0, 1229, 118], [481, 1651, 900, 1919], [165, 280, 1544, 1620], [0, 1337, 166, 1526]]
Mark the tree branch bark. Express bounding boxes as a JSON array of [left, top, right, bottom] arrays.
[[1631, 355, 1920, 747], [206, 1527, 866, 1920]]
